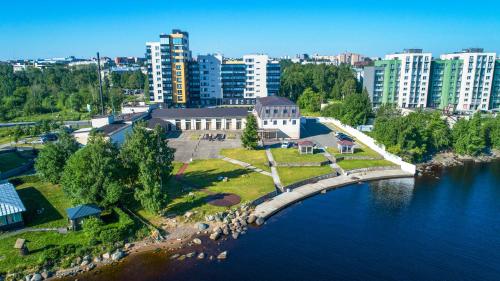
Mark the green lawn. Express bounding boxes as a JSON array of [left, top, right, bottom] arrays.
[[271, 148, 327, 164], [10, 111, 90, 122], [336, 159, 397, 171], [0, 152, 30, 172], [220, 148, 270, 172], [137, 159, 275, 222], [327, 145, 381, 159], [277, 166, 333, 186]]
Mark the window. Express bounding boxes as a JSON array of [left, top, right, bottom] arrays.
[[263, 120, 268, 125], [283, 120, 287, 125], [292, 120, 297, 125], [273, 120, 277, 125]]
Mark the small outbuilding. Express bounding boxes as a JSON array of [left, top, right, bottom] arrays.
[[66, 204, 102, 230], [337, 139, 355, 154], [298, 140, 314, 154], [0, 182, 26, 231]]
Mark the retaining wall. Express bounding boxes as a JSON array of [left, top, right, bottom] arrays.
[[283, 171, 339, 191], [317, 117, 416, 175], [274, 160, 330, 167]]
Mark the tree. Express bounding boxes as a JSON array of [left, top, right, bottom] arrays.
[[297, 88, 322, 112], [341, 79, 357, 99], [339, 89, 372, 126], [241, 114, 259, 149], [61, 135, 124, 207], [35, 130, 80, 183], [452, 113, 485, 156], [12, 125, 22, 146], [120, 124, 175, 213]]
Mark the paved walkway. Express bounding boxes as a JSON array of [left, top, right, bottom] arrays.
[[253, 169, 414, 220], [0, 227, 66, 239], [264, 149, 283, 190], [221, 157, 272, 177]]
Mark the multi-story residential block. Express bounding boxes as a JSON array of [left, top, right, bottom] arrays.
[[440, 49, 496, 111], [363, 48, 499, 112], [146, 31, 280, 107], [146, 29, 191, 106]]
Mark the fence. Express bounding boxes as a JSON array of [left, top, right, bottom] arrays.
[[317, 117, 416, 175]]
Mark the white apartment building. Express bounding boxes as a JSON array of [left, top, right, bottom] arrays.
[[441, 49, 497, 111], [254, 96, 301, 139], [146, 42, 165, 103], [243, 54, 269, 99], [385, 49, 432, 108], [198, 54, 223, 100]]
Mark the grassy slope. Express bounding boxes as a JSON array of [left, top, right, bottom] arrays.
[[220, 148, 270, 172], [336, 159, 396, 171], [271, 148, 326, 164], [162, 159, 274, 221], [277, 166, 333, 186], [0, 152, 29, 172]]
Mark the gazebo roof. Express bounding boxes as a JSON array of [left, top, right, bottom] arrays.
[[0, 182, 26, 216], [338, 139, 354, 146], [298, 140, 314, 146], [66, 204, 101, 220]]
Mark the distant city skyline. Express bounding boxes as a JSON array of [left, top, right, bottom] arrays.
[[1, 0, 500, 60]]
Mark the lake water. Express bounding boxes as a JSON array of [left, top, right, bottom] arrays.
[[78, 161, 500, 281]]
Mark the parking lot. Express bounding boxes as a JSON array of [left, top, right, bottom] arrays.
[[300, 118, 339, 148], [167, 131, 242, 162]]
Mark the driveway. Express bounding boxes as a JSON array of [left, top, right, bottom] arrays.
[[300, 119, 338, 148]]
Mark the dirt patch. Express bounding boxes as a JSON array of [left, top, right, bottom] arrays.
[[205, 193, 241, 207]]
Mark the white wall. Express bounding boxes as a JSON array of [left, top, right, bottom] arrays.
[[256, 116, 300, 139], [317, 117, 416, 175], [198, 54, 223, 100], [146, 41, 164, 103], [243, 54, 268, 99]]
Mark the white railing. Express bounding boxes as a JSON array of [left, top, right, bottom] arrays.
[[316, 117, 416, 175]]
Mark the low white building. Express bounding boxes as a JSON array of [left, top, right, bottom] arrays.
[[254, 96, 301, 139], [149, 107, 248, 131]]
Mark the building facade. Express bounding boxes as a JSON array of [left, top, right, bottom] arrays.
[[254, 96, 301, 139], [363, 48, 499, 112]]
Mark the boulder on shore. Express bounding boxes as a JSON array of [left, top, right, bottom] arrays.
[[111, 250, 125, 261], [192, 238, 202, 245], [209, 232, 221, 240], [197, 252, 205, 259], [247, 215, 256, 224], [196, 223, 209, 231], [217, 251, 228, 260], [255, 217, 265, 226]]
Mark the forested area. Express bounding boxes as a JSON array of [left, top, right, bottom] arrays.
[[279, 61, 371, 126], [372, 105, 500, 162], [0, 64, 146, 121]]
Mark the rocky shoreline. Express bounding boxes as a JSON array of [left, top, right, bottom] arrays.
[[25, 203, 261, 281], [416, 150, 500, 175]]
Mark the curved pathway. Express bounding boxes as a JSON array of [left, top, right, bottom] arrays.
[[253, 169, 413, 220]]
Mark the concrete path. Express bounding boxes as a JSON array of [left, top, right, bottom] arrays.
[[253, 169, 414, 220], [264, 149, 283, 190], [221, 157, 272, 177]]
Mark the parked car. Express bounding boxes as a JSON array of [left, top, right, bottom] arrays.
[[281, 141, 291, 148]]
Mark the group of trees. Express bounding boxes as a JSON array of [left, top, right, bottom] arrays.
[[280, 61, 359, 102], [372, 105, 500, 162], [0, 64, 146, 121], [35, 124, 175, 213], [280, 61, 372, 126], [321, 89, 372, 126]]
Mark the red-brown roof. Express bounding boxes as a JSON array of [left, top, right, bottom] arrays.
[[298, 140, 314, 146], [338, 140, 354, 146]]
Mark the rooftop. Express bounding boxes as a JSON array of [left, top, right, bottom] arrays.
[[66, 204, 101, 220], [0, 182, 26, 216], [257, 96, 296, 107], [152, 107, 249, 119], [98, 122, 130, 135]]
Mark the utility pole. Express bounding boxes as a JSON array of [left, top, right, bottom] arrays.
[[97, 52, 104, 115]]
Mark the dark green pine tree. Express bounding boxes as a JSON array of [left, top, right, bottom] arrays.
[[242, 114, 259, 150]]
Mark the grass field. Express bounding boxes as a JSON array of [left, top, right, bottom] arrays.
[[336, 159, 397, 171], [0, 152, 30, 172], [277, 166, 333, 186], [153, 159, 275, 221], [220, 148, 270, 172], [271, 148, 326, 164], [327, 145, 382, 159]]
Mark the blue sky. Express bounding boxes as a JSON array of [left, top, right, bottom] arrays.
[[1, 0, 500, 60]]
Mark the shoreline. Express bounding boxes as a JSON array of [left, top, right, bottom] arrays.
[[416, 150, 500, 174]]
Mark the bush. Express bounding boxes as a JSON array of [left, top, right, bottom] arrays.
[[82, 217, 104, 240], [99, 228, 122, 245]]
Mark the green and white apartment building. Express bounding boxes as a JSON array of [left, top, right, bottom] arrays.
[[363, 48, 500, 112]]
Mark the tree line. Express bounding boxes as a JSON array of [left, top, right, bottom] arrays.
[[0, 64, 146, 121], [35, 124, 174, 213], [372, 105, 500, 162], [280, 61, 372, 127]]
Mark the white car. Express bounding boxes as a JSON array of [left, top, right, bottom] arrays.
[[281, 141, 290, 148]]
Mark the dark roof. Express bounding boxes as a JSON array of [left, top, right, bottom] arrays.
[[147, 117, 169, 129], [152, 107, 249, 119], [98, 122, 129, 135], [66, 204, 101, 220], [116, 112, 148, 122], [257, 96, 296, 106]]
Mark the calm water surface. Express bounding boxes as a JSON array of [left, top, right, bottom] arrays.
[[79, 161, 500, 281]]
